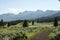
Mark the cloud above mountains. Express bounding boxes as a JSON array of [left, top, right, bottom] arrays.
[[8, 8, 23, 14]]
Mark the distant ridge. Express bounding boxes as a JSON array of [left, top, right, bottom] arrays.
[[0, 10, 60, 22]]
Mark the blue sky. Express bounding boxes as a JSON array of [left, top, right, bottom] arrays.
[[0, 0, 60, 14]]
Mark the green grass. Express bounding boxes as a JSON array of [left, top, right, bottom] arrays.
[[0, 22, 54, 40], [49, 21, 60, 40]]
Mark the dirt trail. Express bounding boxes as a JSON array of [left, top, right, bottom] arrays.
[[28, 29, 52, 40]]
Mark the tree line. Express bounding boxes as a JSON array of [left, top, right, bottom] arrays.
[[0, 17, 59, 27]]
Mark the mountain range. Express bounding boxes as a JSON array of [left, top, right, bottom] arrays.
[[0, 10, 60, 22]]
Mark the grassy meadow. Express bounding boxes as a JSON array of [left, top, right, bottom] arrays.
[[0, 22, 53, 40], [0, 21, 60, 40]]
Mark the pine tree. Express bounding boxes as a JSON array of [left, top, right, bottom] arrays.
[[0, 19, 4, 26], [7, 22, 10, 27], [23, 20, 28, 27], [32, 21, 34, 25], [54, 17, 58, 27]]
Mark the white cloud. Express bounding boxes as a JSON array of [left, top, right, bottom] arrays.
[[8, 8, 23, 14]]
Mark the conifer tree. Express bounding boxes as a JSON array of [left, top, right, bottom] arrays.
[[7, 22, 10, 27], [0, 19, 4, 26], [32, 21, 34, 25], [23, 20, 28, 27], [54, 17, 58, 27]]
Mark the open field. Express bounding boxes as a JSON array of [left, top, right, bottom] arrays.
[[0, 22, 60, 40]]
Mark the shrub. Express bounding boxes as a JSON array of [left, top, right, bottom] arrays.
[[54, 34, 60, 40]]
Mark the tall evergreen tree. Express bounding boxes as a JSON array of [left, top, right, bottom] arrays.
[[23, 20, 28, 27], [32, 21, 34, 25], [54, 17, 58, 27], [7, 22, 10, 27], [0, 19, 4, 26]]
